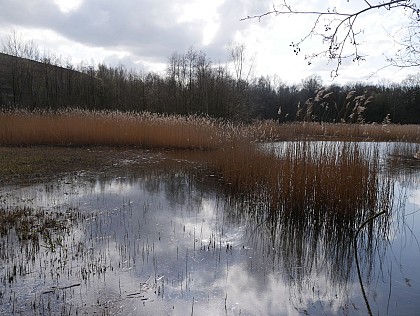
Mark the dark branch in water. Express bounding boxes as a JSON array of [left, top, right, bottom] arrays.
[[42, 283, 81, 294], [354, 210, 387, 316]]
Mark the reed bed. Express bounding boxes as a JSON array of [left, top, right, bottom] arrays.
[[244, 120, 420, 142], [215, 140, 392, 298], [0, 110, 231, 149], [212, 140, 390, 219], [0, 109, 393, 221], [1, 110, 419, 148]]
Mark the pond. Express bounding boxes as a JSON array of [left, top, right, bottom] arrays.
[[0, 143, 419, 315]]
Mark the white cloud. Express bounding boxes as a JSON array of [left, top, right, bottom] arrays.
[[53, 0, 83, 13]]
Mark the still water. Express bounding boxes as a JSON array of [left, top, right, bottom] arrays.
[[0, 143, 419, 315]]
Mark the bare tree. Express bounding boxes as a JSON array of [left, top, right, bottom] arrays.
[[228, 42, 256, 120], [388, 10, 420, 68], [229, 42, 255, 84], [242, 1, 419, 77], [1, 31, 41, 60]]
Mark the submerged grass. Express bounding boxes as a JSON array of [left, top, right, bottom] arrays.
[[0, 206, 79, 244], [0, 146, 111, 185], [0, 206, 83, 286]]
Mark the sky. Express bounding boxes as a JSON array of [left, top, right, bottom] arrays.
[[0, 0, 419, 86]]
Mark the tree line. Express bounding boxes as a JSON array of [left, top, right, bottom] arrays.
[[1, 37, 420, 124]]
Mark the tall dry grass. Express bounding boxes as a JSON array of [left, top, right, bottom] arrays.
[[212, 140, 391, 219], [244, 121, 420, 143], [1, 110, 419, 147], [0, 110, 232, 149], [213, 139, 392, 291], [0, 110, 393, 223]]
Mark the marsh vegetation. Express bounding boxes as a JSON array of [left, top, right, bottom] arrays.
[[1, 111, 419, 315]]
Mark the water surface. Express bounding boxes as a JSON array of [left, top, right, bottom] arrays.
[[1, 144, 419, 315]]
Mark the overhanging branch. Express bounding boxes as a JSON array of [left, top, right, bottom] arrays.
[[242, 0, 419, 77]]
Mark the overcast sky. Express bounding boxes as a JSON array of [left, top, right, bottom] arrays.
[[0, 0, 418, 85]]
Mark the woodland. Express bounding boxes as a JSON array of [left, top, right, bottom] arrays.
[[1, 46, 419, 124]]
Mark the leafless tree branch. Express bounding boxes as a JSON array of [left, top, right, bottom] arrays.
[[242, 0, 419, 77]]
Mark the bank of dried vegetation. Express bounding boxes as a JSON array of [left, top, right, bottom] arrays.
[[0, 110, 394, 219]]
